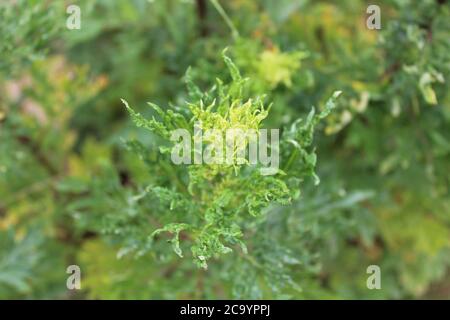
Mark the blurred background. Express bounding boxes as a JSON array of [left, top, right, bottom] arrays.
[[0, 0, 449, 299]]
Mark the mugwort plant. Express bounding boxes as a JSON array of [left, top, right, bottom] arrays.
[[121, 51, 341, 268]]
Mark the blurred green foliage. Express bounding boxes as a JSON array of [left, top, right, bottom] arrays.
[[0, 0, 449, 299]]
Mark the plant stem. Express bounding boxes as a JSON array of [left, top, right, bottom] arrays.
[[209, 0, 239, 40], [283, 148, 299, 172]]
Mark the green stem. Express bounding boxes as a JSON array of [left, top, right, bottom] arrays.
[[209, 0, 239, 40], [283, 148, 299, 172]]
